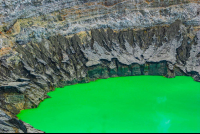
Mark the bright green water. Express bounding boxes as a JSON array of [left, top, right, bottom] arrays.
[[17, 76, 200, 133]]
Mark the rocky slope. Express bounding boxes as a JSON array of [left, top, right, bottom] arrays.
[[0, 0, 200, 133]]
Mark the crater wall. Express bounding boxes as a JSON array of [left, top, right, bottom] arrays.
[[0, 0, 200, 133]]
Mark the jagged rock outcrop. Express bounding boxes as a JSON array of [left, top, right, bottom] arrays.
[[0, 0, 199, 133], [0, 109, 43, 133]]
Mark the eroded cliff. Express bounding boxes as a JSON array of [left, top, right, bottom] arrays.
[[0, 0, 200, 133]]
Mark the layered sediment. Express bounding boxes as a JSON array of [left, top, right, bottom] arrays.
[[0, 0, 200, 133]]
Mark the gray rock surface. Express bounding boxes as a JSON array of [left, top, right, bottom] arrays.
[[0, 109, 42, 133]]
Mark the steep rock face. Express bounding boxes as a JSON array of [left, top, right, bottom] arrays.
[[0, 109, 43, 133], [0, 0, 199, 133]]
